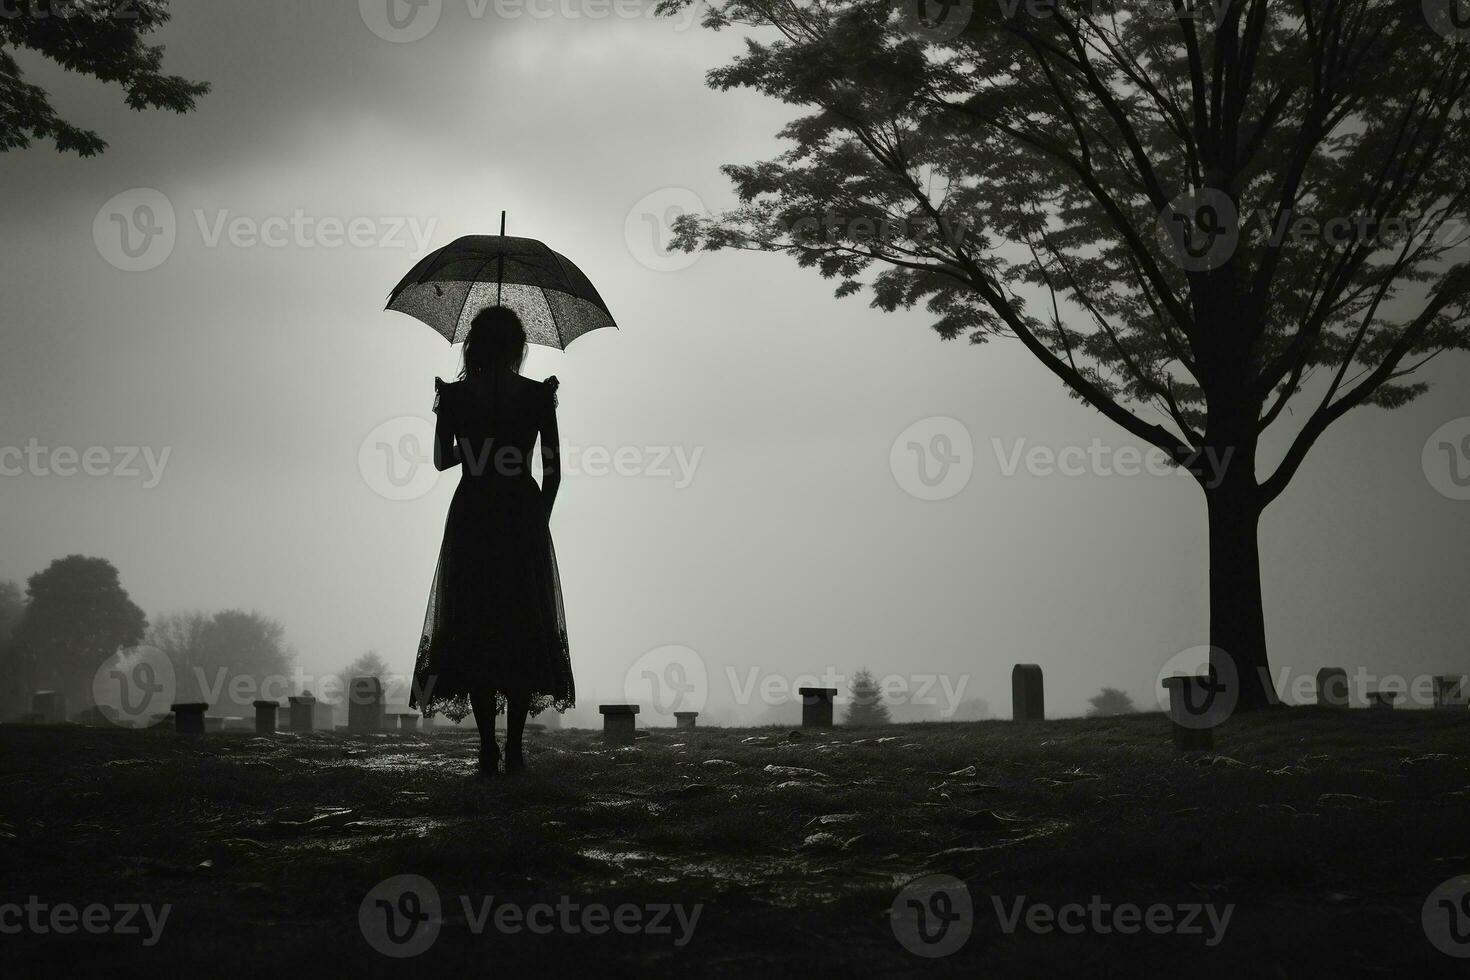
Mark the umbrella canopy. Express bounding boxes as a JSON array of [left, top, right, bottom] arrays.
[[386, 233, 617, 349]]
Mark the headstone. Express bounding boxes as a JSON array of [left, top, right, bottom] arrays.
[[204, 716, 225, 733], [288, 695, 316, 732], [1315, 668, 1349, 708], [598, 704, 639, 745], [171, 702, 208, 735], [19, 712, 44, 724], [1366, 691, 1397, 710], [1011, 665, 1044, 722], [398, 713, 421, 732], [348, 676, 385, 732], [674, 711, 698, 730], [32, 691, 67, 725], [1432, 676, 1467, 709], [1160, 676, 1214, 751], [312, 700, 334, 730], [798, 687, 837, 728], [254, 700, 281, 735]]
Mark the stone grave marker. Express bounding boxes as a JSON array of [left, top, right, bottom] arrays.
[[1315, 668, 1349, 708], [171, 702, 208, 735], [254, 700, 282, 735], [798, 687, 837, 728], [599, 704, 639, 745], [348, 677, 385, 732], [1012, 665, 1044, 722]]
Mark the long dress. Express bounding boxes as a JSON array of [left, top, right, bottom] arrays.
[[410, 371, 574, 720]]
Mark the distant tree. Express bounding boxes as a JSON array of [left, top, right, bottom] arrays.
[[666, 0, 1470, 712], [11, 556, 146, 711], [2, 0, 208, 155], [1087, 687, 1137, 717], [844, 668, 891, 725], [344, 650, 391, 681], [148, 609, 292, 709], [0, 581, 28, 717], [944, 698, 992, 722], [0, 581, 24, 644]]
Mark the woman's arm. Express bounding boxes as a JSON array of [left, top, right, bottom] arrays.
[[540, 377, 561, 518], [432, 378, 460, 472]]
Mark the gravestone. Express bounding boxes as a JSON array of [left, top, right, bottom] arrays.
[[674, 711, 699, 730], [204, 716, 225, 733], [288, 695, 316, 732], [1160, 676, 1214, 751], [32, 691, 67, 725], [1366, 691, 1397, 710], [171, 702, 208, 735], [386, 711, 420, 731], [1432, 676, 1467, 709], [254, 700, 281, 735], [1011, 665, 1044, 722], [598, 704, 639, 745], [1315, 668, 1349, 708], [312, 700, 334, 730], [798, 687, 837, 728], [348, 677, 385, 732]]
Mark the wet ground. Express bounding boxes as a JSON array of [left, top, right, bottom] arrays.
[[2, 710, 1469, 976]]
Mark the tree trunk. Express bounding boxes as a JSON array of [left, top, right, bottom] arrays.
[[1205, 475, 1277, 712]]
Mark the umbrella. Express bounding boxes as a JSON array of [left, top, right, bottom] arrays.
[[386, 212, 617, 349]]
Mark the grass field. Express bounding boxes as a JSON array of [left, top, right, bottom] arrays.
[[2, 709, 1469, 977]]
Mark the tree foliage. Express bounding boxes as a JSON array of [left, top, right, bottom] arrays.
[[663, 0, 1470, 498], [147, 609, 293, 705], [844, 667, 892, 724], [1086, 686, 1137, 716], [11, 555, 146, 706], [1, 0, 208, 155]]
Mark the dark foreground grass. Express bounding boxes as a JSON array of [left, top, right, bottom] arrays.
[[2, 710, 1468, 977]]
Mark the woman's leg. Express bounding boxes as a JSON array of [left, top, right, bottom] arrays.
[[470, 686, 499, 774], [504, 692, 531, 772]]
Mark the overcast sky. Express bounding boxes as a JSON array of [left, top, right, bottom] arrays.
[[2, 1, 1468, 722]]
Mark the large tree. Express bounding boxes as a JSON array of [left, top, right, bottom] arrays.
[[11, 555, 147, 712], [147, 609, 293, 710], [1, 0, 207, 155], [664, 0, 1470, 709]]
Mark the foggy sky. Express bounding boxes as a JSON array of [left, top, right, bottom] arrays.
[[2, 1, 1468, 723]]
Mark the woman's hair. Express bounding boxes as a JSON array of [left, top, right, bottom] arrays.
[[460, 306, 527, 379]]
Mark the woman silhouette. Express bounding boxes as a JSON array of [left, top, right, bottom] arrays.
[[410, 306, 574, 775]]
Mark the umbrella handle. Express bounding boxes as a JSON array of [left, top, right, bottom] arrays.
[[496, 210, 506, 305]]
